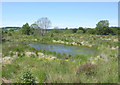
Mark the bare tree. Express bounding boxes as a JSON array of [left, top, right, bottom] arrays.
[[35, 17, 51, 34], [31, 23, 41, 36], [31, 23, 39, 29]]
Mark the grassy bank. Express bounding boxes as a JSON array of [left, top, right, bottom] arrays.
[[2, 29, 118, 83]]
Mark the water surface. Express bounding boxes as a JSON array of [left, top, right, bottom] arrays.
[[29, 43, 98, 57]]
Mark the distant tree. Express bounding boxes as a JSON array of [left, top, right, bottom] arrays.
[[31, 24, 40, 35], [76, 30, 84, 34], [86, 28, 96, 34], [52, 27, 62, 33], [96, 20, 109, 35], [78, 27, 85, 33], [35, 17, 51, 34], [21, 23, 31, 35], [64, 29, 73, 34], [78, 27, 84, 30], [71, 28, 78, 33], [109, 27, 118, 35], [29, 27, 34, 35], [96, 20, 109, 29], [65, 27, 68, 30], [31, 24, 39, 29]]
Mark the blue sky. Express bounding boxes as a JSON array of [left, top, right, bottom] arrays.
[[2, 2, 118, 28]]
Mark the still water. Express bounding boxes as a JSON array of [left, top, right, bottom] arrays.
[[29, 43, 98, 57]]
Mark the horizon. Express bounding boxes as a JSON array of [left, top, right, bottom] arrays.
[[2, 2, 118, 28]]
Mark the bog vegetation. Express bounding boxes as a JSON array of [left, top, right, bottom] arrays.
[[1, 18, 119, 83]]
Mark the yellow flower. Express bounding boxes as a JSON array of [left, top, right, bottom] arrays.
[[46, 58, 49, 60], [56, 59, 59, 61], [65, 59, 68, 62]]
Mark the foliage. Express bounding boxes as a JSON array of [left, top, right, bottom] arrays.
[[96, 20, 110, 35], [86, 28, 96, 34], [52, 27, 62, 33], [76, 30, 84, 34], [21, 23, 31, 35], [35, 17, 51, 34], [8, 32, 12, 36], [71, 28, 78, 33], [78, 27, 85, 33], [20, 68, 36, 83], [63, 30, 73, 34], [2, 20, 118, 83]]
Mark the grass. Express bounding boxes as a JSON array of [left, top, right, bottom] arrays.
[[2, 29, 118, 83], [2, 55, 118, 83]]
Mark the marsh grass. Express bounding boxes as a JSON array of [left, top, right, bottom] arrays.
[[2, 30, 118, 83]]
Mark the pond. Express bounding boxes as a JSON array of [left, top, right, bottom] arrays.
[[29, 43, 98, 57]]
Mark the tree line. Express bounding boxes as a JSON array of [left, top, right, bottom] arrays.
[[20, 18, 119, 35]]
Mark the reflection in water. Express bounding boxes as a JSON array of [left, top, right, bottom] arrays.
[[29, 43, 98, 57]]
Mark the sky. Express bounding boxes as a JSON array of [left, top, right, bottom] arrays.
[[2, 2, 118, 28]]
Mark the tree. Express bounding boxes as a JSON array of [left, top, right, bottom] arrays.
[[21, 23, 31, 35], [65, 27, 68, 30], [78, 27, 84, 30], [78, 27, 85, 33], [52, 27, 62, 33], [86, 28, 96, 34], [64, 29, 73, 34], [76, 30, 84, 34], [96, 20, 110, 35], [31, 23, 39, 29], [35, 17, 51, 34], [96, 20, 109, 29], [31, 24, 40, 36], [109, 27, 118, 35], [71, 28, 78, 33], [96, 20, 109, 35]]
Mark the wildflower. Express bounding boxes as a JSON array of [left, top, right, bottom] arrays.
[[97, 56, 100, 59], [65, 59, 68, 62], [56, 59, 60, 61], [91, 61, 95, 64], [94, 57, 98, 61]]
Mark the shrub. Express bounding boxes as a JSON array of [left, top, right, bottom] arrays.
[[35, 51, 39, 57], [53, 51, 56, 56], [54, 37, 59, 41], [56, 53, 62, 58], [68, 54, 72, 58], [30, 54, 36, 58], [17, 53, 21, 57], [8, 33, 12, 36], [22, 53, 25, 57], [10, 52, 14, 57], [76, 63, 97, 76], [50, 33, 54, 37], [76, 30, 84, 34], [20, 68, 35, 83]]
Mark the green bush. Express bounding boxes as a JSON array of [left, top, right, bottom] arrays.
[[8, 33, 12, 36], [76, 30, 84, 34], [10, 52, 14, 57], [17, 53, 21, 57], [35, 51, 39, 56], [54, 37, 59, 41], [56, 53, 61, 58], [50, 33, 54, 37], [53, 51, 56, 56], [30, 54, 36, 58], [20, 68, 35, 83]]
